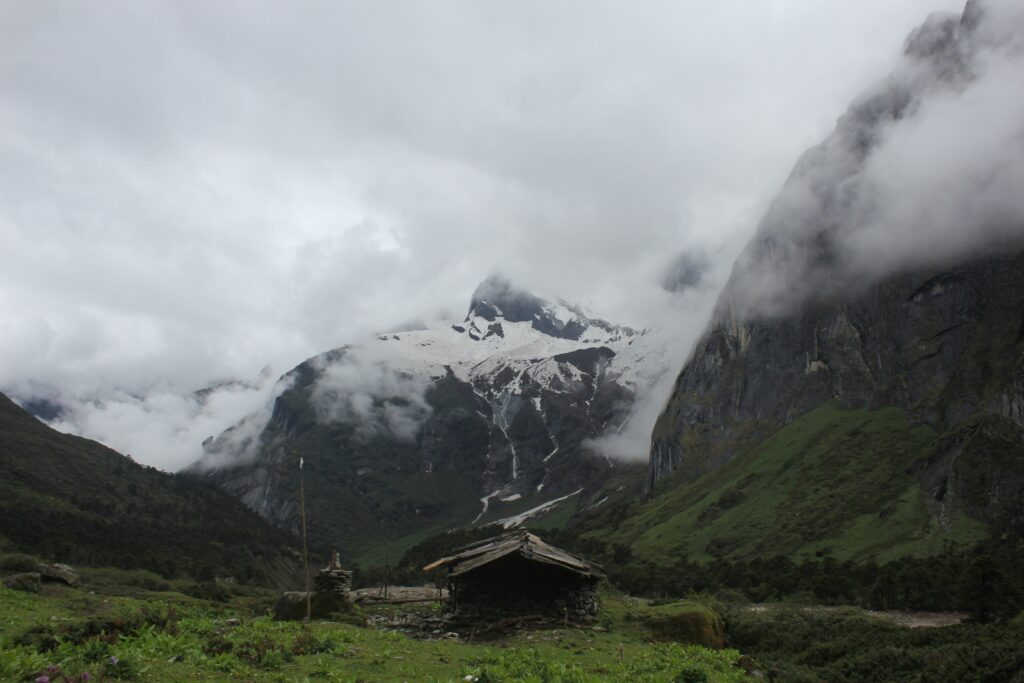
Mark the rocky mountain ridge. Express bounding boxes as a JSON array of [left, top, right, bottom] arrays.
[[188, 275, 674, 563]]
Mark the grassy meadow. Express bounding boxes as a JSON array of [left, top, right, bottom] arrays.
[[0, 568, 747, 683], [4, 556, 1024, 682]]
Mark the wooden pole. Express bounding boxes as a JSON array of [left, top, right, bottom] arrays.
[[298, 451, 311, 622]]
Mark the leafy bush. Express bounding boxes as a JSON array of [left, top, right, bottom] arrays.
[[184, 582, 231, 603], [103, 655, 138, 680], [726, 605, 1024, 682], [675, 665, 708, 683], [290, 628, 335, 656], [22, 663, 95, 683], [0, 552, 42, 573]]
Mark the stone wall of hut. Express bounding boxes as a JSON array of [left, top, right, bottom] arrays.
[[444, 554, 599, 625]]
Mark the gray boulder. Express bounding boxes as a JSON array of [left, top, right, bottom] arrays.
[[37, 563, 80, 588], [272, 590, 360, 622], [4, 572, 41, 593]]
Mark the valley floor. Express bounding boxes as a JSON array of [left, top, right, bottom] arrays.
[[3, 573, 1022, 682], [0, 581, 745, 682]]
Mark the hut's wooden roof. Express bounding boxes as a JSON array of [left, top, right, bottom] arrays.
[[423, 530, 605, 579]]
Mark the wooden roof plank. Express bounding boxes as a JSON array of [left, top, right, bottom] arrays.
[[423, 529, 604, 579]]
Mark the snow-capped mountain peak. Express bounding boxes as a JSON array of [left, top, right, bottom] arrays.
[[189, 276, 672, 558], [369, 276, 645, 395], [463, 274, 631, 342]]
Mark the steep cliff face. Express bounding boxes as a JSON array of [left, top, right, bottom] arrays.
[[651, 254, 1024, 518], [649, 0, 1024, 528]]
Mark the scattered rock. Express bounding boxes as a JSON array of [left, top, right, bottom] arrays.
[[37, 563, 80, 588], [4, 572, 41, 593]]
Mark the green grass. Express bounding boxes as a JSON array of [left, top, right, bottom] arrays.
[[0, 583, 749, 682], [586, 402, 987, 563], [5, 563, 1021, 682], [354, 512, 478, 569], [528, 496, 583, 531]]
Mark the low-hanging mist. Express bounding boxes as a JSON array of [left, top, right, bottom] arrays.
[[0, 0, 977, 469], [46, 371, 290, 472], [723, 0, 1024, 322], [309, 347, 435, 443]]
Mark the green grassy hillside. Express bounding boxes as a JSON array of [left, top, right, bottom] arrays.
[[0, 393, 301, 586], [580, 402, 987, 564]]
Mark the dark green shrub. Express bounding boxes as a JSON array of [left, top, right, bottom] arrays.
[[185, 581, 231, 602], [0, 552, 42, 573], [104, 655, 138, 680], [674, 666, 708, 683]]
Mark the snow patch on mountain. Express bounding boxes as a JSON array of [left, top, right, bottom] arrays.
[[367, 308, 653, 400], [496, 488, 584, 529]]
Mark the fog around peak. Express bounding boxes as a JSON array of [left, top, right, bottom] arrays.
[[0, 0, 970, 469]]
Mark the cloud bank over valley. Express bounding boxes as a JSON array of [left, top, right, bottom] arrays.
[[0, 0, 969, 469]]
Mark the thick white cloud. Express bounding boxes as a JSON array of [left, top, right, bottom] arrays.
[[844, 37, 1024, 274], [310, 347, 434, 443], [0, 0, 964, 469], [717, 0, 1024, 320]]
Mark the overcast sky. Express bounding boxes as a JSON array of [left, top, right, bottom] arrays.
[[0, 0, 966, 469]]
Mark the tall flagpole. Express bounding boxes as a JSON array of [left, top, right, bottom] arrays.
[[297, 450, 311, 622]]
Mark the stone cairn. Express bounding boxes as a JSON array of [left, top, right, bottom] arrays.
[[273, 551, 357, 621], [313, 550, 353, 596]]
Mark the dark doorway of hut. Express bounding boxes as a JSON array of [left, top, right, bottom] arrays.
[[424, 529, 605, 638]]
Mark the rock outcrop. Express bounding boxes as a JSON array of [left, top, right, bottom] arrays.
[[37, 563, 80, 588], [272, 590, 358, 622], [649, 0, 1024, 527], [3, 572, 41, 593]]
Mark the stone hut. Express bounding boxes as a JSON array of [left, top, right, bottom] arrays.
[[423, 530, 604, 625]]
